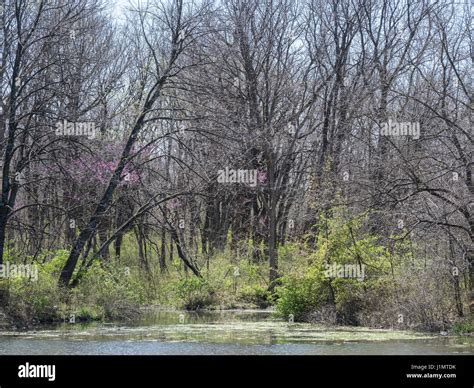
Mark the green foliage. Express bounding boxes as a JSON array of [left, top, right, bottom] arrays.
[[75, 261, 145, 320], [238, 284, 272, 308], [39, 250, 69, 276], [276, 212, 392, 323], [4, 250, 145, 325], [5, 251, 68, 325], [174, 277, 216, 310], [2, 214, 467, 333], [75, 305, 105, 321], [452, 319, 474, 335], [276, 257, 331, 321]]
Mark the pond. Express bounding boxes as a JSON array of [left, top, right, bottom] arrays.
[[0, 310, 472, 355]]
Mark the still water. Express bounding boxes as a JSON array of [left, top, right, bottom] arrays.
[[0, 310, 472, 355]]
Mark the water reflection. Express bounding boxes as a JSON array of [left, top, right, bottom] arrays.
[[0, 309, 472, 355]]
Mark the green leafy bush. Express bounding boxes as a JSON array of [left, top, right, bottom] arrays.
[[276, 213, 392, 324], [174, 277, 216, 310], [5, 251, 68, 325], [238, 284, 272, 308], [276, 262, 330, 321], [76, 261, 144, 320], [75, 305, 105, 321], [452, 320, 474, 335]]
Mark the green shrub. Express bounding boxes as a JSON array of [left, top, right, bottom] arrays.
[[75, 305, 105, 321], [5, 262, 66, 325], [276, 263, 330, 321], [77, 261, 144, 320], [238, 284, 272, 308], [452, 319, 474, 335], [174, 277, 216, 310], [276, 213, 393, 324], [4, 249, 147, 325]]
